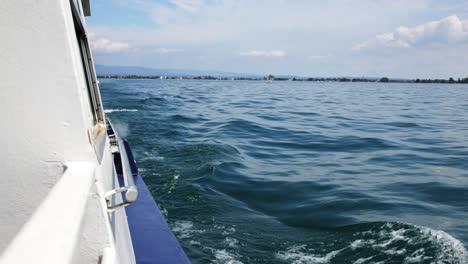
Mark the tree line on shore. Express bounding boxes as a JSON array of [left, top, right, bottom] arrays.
[[97, 75, 468, 84]]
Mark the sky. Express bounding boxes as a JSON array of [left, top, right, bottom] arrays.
[[86, 0, 468, 78]]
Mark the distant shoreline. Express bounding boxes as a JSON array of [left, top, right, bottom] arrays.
[[97, 75, 468, 84]]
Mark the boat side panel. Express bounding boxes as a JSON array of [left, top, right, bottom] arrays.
[[0, 0, 99, 251]]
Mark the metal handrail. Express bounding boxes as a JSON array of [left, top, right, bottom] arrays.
[[104, 120, 138, 211]]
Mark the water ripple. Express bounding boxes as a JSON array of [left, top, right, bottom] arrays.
[[100, 79, 468, 263]]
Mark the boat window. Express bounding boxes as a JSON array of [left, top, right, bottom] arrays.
[[71, 1, 104, 124]]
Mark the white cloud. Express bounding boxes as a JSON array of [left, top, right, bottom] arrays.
[[88, 1, 468, 78], [156, 47, 182, 54], [169, 0, 204, 12], [240, 50, 286, 57], [354, 15, 468, 50], [88, 33, 130, 53], [91, 0, 439, 47], [309, 54, 334, 60]]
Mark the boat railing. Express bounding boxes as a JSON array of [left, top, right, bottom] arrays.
[[104, 119, 139, 211]]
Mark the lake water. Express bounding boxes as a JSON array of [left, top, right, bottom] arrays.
[[100, 79, 468, 264]]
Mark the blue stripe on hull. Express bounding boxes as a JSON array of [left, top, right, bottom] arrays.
[[125, 174, 191, 264], [117, 139, 190, 264]]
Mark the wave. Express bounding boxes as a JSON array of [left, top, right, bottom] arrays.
[[101, 80, 468, 263], [277, 245, 342, 264], [276, 222, 467, 264], [172, 219, 242, 263], [249, 136, 397, 153], [104, 108, 138, 113], [381, 121, 422, 128]]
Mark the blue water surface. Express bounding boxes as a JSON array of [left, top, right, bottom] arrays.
[[101, 79, 468, 264]]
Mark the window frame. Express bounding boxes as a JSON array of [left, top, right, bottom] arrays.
[[70, 0, 104, 125]]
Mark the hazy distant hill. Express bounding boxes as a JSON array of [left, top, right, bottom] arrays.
[[95, 65, 261, 77]]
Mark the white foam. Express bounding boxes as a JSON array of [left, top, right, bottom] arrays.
[[160, 207, 168, 218], [189, 240, 201, 246], [167, 174, 180, 194], [276, 245, 343, 264], [374, 227, 406, 248], [213, 223, 236, 236], [104, 108, 138, 113], [172, 221, 205, 239], [383, 248, 406, 255], [416, 226, 468, 263], [213, 249, 243, 264], [221, 227, 236, 236], [353, 256, 374, 264], [140, 156, 165, 161], [350, 239, 364, 249], [348, 222, 467, 263], [277, 223, 467, 264], [224, 237, 239, 248]]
